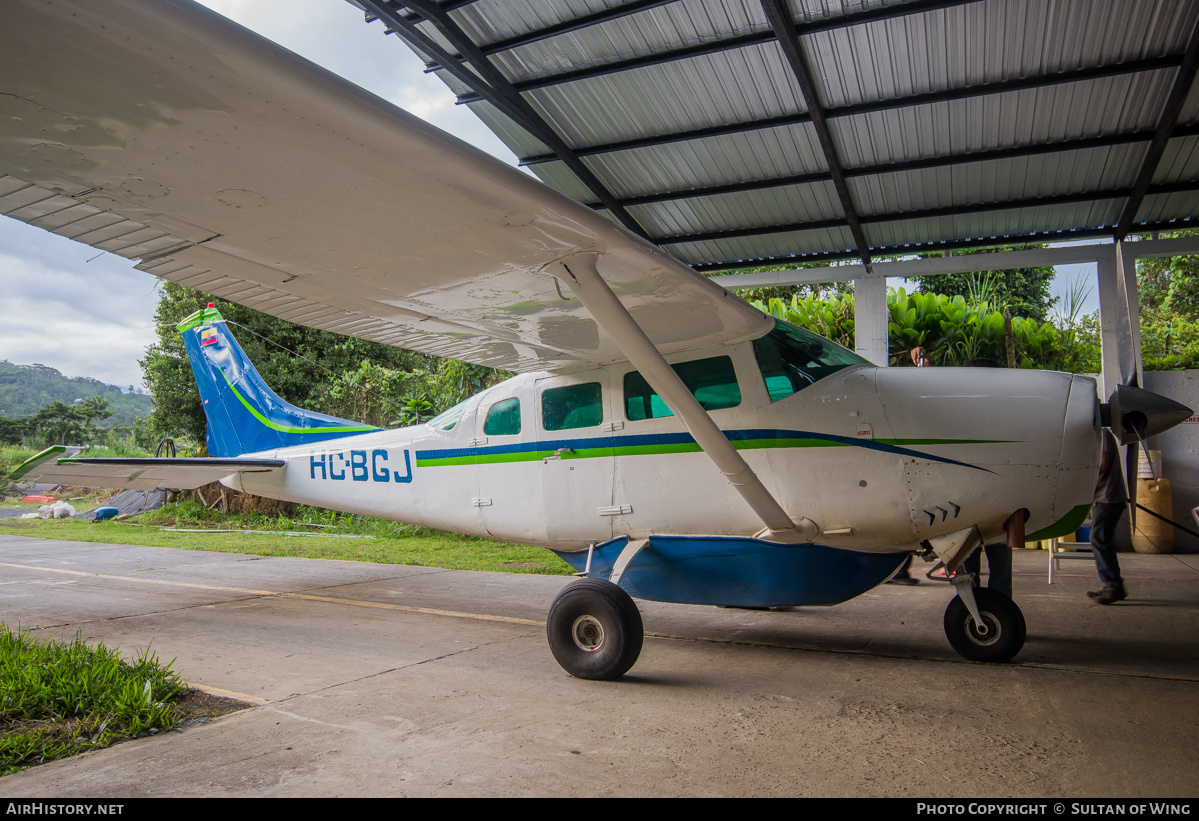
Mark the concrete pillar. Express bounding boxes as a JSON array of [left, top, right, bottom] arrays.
[[854, 275, 888, 366]]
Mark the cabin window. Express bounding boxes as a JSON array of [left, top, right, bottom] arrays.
[[623, 356, 741, 421], [483, 397, 521, 436], [752, 320, 867, 401], [427, 399, 467, 431], [542, 382, 603, 431]]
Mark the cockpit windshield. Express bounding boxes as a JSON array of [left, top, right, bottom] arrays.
[[752, 320, 868, 401], [427, 399, 467, 431]]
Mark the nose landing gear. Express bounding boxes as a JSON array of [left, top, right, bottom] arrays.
[[943, 585, 1027, 663]]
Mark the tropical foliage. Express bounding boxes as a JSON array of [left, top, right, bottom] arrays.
[[1, 625, 189, 775], [1137, 237, 1199, 371], [750, 283, 1101, 372]]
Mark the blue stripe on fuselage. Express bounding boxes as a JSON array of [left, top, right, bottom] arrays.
[[416, 428, 994, 472]]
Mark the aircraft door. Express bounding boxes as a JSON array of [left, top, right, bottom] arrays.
[[535, 371, 616, 545], [474, 385, 548, 544]]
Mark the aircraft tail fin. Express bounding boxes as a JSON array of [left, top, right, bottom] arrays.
[[178, 305, 380, 457]]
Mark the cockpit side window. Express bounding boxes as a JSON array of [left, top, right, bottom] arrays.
[[542, 382, 603, 431], [753, 320, 868, 401], [624, 355, 741, 421], [483, 397, 521, 436]]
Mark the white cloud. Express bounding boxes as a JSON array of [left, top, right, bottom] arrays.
[[0, 218, 160, 388]]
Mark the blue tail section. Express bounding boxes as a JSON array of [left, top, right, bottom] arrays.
[[178, 306, 380, 457]]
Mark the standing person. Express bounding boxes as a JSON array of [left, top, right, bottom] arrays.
[[962, 543, 1013, 598], [911, 346, 931, 367], [1089, 429, 1128, 604], [886, 554, 919, 585]]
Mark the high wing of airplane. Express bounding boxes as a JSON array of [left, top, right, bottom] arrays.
[[3, 0, 1192, 679]]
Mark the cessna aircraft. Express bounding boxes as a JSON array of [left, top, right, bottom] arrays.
[[3, 0, 1191, 679]]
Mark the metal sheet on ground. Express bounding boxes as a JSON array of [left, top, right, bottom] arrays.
[[0, 535, 1196, 797]]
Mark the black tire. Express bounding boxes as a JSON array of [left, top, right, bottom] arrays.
[[943, 587, 1027, 663], [546, 579, 643, 680]]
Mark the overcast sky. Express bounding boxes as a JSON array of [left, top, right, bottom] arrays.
[[0, 0, 1102, 391], [0, 0, 518, 390]]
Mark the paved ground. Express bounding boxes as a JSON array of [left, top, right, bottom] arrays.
[[0, 533, 1197, 797]]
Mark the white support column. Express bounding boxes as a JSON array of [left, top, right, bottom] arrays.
[[854, 274, 889, 366]]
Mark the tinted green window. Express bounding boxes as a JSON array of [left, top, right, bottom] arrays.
[[753, 320, 867, 402], [427, 399, 467, 431], [624, 356, 741, 421], [542, 382, 603, 431], [483, 397, 521, 436]]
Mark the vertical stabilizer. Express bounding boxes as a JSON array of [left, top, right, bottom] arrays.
[[178, 306, 380, 456]]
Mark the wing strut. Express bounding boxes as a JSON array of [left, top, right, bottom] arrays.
[[556, 253, 815, 544]]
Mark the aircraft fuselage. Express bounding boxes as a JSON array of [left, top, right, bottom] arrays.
[[223, 341, 1101, 554]]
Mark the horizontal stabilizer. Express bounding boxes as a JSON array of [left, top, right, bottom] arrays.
[[9, 449, 285, 491]]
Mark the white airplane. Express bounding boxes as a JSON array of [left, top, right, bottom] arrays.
[[3, 0, 1191, 679]]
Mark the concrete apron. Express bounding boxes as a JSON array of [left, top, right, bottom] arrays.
[[0, 535, 1196, 798]]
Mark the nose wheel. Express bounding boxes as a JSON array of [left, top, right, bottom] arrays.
[[943, 587, 1026, 663], [547, 578, 643, 680]]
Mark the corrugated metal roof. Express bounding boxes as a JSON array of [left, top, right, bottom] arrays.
[[357, 0, 1199, 269]]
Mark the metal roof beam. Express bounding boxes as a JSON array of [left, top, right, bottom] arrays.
[[390, 0, 474, 24], [517, 55, 1186, 166], [461, 20, 1175, 101], [479, 1, 678, 57], [656, 181, 1199, 246], [439, 0, 976, 85], [1114, 21, 1199, 241], [690, 220, 1199, 273], [365, 0, 650, 239], [760, 0, 870, 265], [591, 126, 1199, 209]]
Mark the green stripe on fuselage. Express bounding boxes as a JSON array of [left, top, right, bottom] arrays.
[[416, 436, 1012, 468]]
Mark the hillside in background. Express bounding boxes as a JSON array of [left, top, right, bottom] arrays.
[[0, 361, 153, 425]]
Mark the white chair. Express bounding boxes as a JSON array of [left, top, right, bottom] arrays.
[[1048, 525, 1093, 584]]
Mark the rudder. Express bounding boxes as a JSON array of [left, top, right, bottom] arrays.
[[178, 305, 379, 457]]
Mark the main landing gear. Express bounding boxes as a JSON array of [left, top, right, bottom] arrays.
[[546, 578, 644, 680], [943, 582, 1026, 663], [543, 564, 1027, 679]]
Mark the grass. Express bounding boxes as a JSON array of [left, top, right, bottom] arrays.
[[1, 624, 192, 776], [0, 499, 576, 576]]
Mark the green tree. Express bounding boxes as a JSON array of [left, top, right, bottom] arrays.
[[0, 417, 27, 445], [1138, 241, 1199, 371], [911, 247, 1056, 322], [25, 397, 112, 446]]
